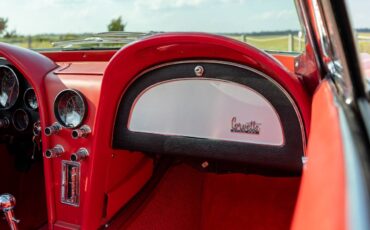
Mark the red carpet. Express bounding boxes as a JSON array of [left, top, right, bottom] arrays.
[[124, 164, 300, 230]]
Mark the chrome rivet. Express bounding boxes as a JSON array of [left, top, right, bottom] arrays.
[[194, 65, 205, 77], [201, 161, 209, 168]]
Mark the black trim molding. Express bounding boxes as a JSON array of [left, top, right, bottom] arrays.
[[113, 61, 305, 174]]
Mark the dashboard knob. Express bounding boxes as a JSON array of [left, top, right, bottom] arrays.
[[70, 148, 89, 162], [0, 193, 19, 230], [44, 122, 62, 136], [45, 145, 64, 158], [71, 125, 91, 139], [0, 118, 10, 129], [0, 193, 16, 211]]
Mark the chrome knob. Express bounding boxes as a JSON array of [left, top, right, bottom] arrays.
[[71, 125, 91, 139], [71, 148, 89, 162], [45, 145, 64, 158], [0, 194, 16, 211], [44, 122, 62, 136], [0, 194, 19, 230], [0, 118, 10, 128]]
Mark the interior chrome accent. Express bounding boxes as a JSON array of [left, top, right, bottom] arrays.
[[54, 89, 87, 129], [44, 122, 62, 136], [128, 78, 284, 146], [0, 193, 19, 230], [61, 161, 80, 207], [307, 0, 355, 102], [72, 125, 91, 139], [201, 161, 209, 168], [45, 145, 64, 158], [33, 121, 41, 136], [23, 88, 38, 110], [0, 117, 10, 128], [194, 65, 205, 77], [70, 148, 89, 162], [12, 109, 30, 132], [0, 65, 20, 110], [339, 105, 370, 230]]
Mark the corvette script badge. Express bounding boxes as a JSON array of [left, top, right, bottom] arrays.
[[230, 117, 261, 135]]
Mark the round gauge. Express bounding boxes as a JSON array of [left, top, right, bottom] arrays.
[[0, 65, 20, 109], [12, 109, 30, 131], [24, 88, 38, 110], [54, 89, 87, 128]]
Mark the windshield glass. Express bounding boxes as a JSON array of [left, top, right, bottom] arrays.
[[0, 0, 303, 52]]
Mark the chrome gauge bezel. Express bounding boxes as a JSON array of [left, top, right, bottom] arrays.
[[54, 89, 87, 129], [0, 65, 20, 110], [23, 88, 38, 110], [12, 108, 30, 131]]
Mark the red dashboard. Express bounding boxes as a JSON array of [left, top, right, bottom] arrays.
[[0, 33, 313, 229]]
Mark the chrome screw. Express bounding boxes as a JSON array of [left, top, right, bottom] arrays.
[[194, 65, 205, 77]]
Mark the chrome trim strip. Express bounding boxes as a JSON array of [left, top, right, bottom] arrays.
[[115, 60, 307, 155], [61, 160, 81, 207], [339, 108, 370, 230], [294, 0, 324, 75], [306, 0, 355, 102]]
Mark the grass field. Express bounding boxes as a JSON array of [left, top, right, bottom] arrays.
[[358, 33, 370, 54], [228, 34, 305, 52], [0, 33, 369, 54], [0, 34, 90, 49]]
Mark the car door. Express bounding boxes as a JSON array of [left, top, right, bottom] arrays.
[[292, 0, 370, 229]]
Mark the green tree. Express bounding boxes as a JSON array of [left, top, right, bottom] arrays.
[[4, 30, 17, 38], [0, 17, 8, 35], [108, 16, 126, 32]]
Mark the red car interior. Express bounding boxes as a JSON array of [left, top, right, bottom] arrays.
[[0, 29, 353, 230]]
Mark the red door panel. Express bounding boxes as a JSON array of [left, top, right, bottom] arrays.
[[292, 80, 346, 230]]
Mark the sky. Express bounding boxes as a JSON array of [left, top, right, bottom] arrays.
[[0, 0, 369, 35]]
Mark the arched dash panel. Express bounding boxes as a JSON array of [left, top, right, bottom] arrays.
[[128, 79, 284, 146], [113, 61, 305, 174]]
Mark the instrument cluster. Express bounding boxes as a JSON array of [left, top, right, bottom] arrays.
[[54, 89, 87, 129], [0, 63, 39, 139], [44, 88, 90, 163]]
